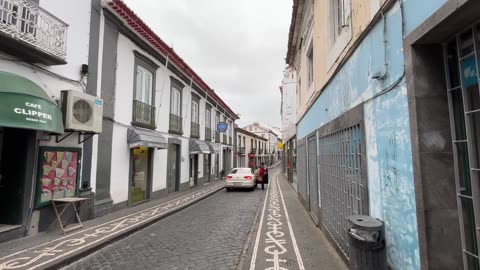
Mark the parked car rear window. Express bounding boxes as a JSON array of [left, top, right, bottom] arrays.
[[230, 168, 252, 175]]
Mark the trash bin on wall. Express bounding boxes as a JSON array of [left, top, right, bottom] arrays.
[[348, 215, 387, 270]]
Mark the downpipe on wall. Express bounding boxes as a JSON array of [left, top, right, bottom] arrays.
[[367, 0, 406, 103]]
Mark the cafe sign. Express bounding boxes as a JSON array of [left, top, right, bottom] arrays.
[[0, 72, 64, 134]]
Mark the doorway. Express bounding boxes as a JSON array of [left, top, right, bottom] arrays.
[[444, 26, 480, 269], [215, 153, 219, 179], [204, 154, 211, 182], [0, 128, 33, 228], [130, 146, 151, 205], [189, 154, 198, 186], [167, 144, 180, 193]]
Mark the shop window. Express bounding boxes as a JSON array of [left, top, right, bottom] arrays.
[[131, 146, 150, 204], [36, 147, 81, 207]]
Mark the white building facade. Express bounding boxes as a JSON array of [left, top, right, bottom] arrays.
[[242, 122, 280, 165], [94, 0, 237, 214], [234, 127, 267, 169]]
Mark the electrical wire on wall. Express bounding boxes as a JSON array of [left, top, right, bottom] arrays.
[[0, 56, 87, 96], [366, 0, 406, 103]]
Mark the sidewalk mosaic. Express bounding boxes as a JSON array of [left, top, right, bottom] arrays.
[[0, 182, 225, 270], [250, 173, 305, 270]]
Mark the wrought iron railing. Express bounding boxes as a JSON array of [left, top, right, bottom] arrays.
[[215, 131, 220, 143], [0, 0, 68, 59], [237, 147, 245, 154], [205, 127, 212, 141], [132, 100, 156, 128], [169, 113, 183, 134], [191, 122, 200, 138], [250, 148, 257, 154]]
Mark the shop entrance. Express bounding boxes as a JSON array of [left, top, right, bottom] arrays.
[[203, 154, 211, 182], [0, 128, 34, 228], [167, 144, 180, 193], [130, 146, 151, 205], [189, 154, 198, 186]]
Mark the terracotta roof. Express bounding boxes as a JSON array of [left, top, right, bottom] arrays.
[[105, 0, 239, 120]]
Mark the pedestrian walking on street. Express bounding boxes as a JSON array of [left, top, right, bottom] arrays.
[[257, 163, 267, 190]]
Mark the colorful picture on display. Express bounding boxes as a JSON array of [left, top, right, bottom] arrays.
[[36, 147, 81, 207]]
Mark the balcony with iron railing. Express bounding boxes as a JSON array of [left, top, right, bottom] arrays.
[[0, 0, 68, 65], [169, 113, 183, 135], [215, 131, 220, 143], [132, 100, 156, 129], [205, 127, 212, 141], [191, 122, 200, 139], [237, 146, 245, 154]]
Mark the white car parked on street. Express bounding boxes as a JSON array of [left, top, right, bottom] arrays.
[[225, 168, 256, 191]]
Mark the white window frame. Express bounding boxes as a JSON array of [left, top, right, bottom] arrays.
[[327, 0, 352, 69], [307, 43, 314, 87], [135, 66, 154, 105], [205, 108, 211, 128], [191, 100, 199, 124], [170, 87, 182, 116]]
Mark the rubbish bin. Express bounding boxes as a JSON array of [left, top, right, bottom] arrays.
[[348, 215, 386, 270]]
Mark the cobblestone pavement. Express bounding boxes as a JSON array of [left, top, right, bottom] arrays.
[[62, 187, 266, 270], [0, 182, 225, 270]]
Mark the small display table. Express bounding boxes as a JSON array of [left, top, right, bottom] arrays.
[[49, 197, 89, 234]]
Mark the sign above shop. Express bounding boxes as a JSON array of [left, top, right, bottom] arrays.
[[217, 122, 228, 132], [0, 72, 64, 134], [277, 143, 284, 150]]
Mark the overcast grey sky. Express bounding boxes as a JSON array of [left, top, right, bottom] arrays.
[[123, 0, 292, 128]]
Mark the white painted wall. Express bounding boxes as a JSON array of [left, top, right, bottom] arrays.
[[281, 67, 297, 141], [38, 0, 92, 82], [110, 31, 235, 203], [110, 125, 130, 204]]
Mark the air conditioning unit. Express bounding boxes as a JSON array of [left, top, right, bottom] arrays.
[[61, 90, 103, 133]]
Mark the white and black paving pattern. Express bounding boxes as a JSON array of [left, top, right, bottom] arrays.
[[245, 166, 346, 270], [249, 172, 304, 270], [0, 182, 225, 270]]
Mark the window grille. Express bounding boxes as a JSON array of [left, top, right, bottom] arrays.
[[318, 124, 368, 258]]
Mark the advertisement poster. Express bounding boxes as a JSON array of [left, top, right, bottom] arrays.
[[36, 147, 81, 207]]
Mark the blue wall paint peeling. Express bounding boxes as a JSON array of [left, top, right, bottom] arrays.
[[365, 82, 419, 269], [297, 1, 451, 268]]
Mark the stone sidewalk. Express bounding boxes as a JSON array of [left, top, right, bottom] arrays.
[[0, 181, 225, 270], [243, 167, 347, 270]]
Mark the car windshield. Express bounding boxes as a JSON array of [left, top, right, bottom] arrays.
[[230, 168, 252, 175]]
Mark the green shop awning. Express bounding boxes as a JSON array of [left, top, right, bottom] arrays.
[[0, 72, 64, 134]]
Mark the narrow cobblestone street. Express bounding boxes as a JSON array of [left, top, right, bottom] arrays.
[[62, 185, 265, 270], [59, 166, 346, 270]]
